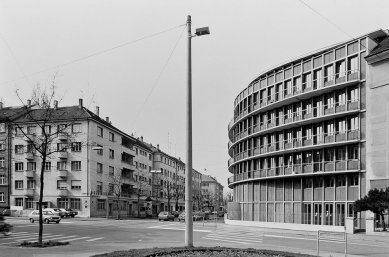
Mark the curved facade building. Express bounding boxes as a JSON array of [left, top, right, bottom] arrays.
[[227, 29, 389, 229]]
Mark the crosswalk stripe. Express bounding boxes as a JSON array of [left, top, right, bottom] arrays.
[[85, 237, 104, 242], [0, 233, 52, 240], [15, 234, 65, 241], [45, 235, 78, 241]]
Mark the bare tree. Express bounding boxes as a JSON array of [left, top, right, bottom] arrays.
[[151, 173, 163, 216], [107, 169, 126, 220], [133, 170, 151, 217], [12, 84, 79, 245], [173, 179, 184, 212], [164, 181, 174, 212]]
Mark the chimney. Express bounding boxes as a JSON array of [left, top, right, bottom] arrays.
[[54, 100, 58, 109], [95, 106, 99, 117], [140, 136, 143, 142], [27, 99, 31, 107], [0, 102, 3, 109], [105, 117, 109, 123], [157, 144, 159, 149], [78, 98, 83, 108]]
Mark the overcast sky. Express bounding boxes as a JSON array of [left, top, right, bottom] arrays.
[[1, 0, 389, 190]]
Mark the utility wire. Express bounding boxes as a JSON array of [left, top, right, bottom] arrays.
[[131, 24, 187, 129], [0, 24, 186, 86]]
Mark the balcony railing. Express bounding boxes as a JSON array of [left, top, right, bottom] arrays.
[[58, 169, 68, 177], [24, 170, 36, 178], [228, 159, 360, 185], [231, 99, 360, 144], [24, 188, 35, 196], [231, 129, 360, 166], [57, 188, 68, 196], [231, 70, 359, 126]]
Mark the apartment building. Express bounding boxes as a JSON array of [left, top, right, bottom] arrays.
[[227, 29, 389, 230], [201, 174, 224, 212]]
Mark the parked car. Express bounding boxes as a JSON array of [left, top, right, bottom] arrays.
[[193, 212, 204, 221], [43, 208, 65, 218], [171, 211, 180, 217], [59, 209, 71, 218], [158, 211, 175, 221], [65, 208, 78, 218], [178, 212, 185, 221], [28, 210, 61, 224]]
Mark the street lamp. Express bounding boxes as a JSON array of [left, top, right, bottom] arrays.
[[185, 15, 210, 247]]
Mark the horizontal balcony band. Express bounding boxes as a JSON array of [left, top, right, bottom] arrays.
[[230, 71, 360, 132], [229, 130, 360, 169], [228, 160, 360, 187], [229, 100, 361, 153]]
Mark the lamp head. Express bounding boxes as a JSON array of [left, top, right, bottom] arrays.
[[195, 27, 210, 36]]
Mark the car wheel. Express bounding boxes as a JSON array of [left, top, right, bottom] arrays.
[[44, 219, 50, 224], [29, 218, 34, 223], [56, 221, 60, 224]]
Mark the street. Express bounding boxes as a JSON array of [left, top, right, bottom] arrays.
[[1, 217, 389, 257]]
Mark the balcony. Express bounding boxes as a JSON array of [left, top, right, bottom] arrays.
[[57, 188, 68, 197], [25, 151, 36, 160], [24, 170, 36, 178], [57, 132, 68, 141], [24, 188, 35, 196], [57, 169, 68, 177], [230, 130, 360, 168], [230, 99, 360, 145], [228, 160, 360, 187], [230, 70, 360, 131], [24, 134, 36, 141], [57, 151, 68, 159]]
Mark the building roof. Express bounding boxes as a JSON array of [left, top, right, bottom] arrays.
[[366, 35, 389, 58], [0, 106, 29, 121]]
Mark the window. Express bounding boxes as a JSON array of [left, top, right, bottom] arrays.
[[43, 125, 51, 134], [57, 198, 68, 208], [109, 183, 114, 193], [71, 180, 81, 190], [26, 198, 34, 209], [0, 175, 5, 184], [0, 123, 5, 133], [96, 145, 103, 155], [109, 132, 114, 142], [109, 149, 114, 159], [0, 157, 4, 168], [57, 180, 67, 189], [97, 182, 103, 192], [97, 199, 106, 210], [109, 166, 114, 176], [27, 179, 36, 189], [71, 142, 82, 152], [97, 163, 103, 173], [337, 176, 346, 187], [72, 123, 81, 133], [349, 116, 359, 131], [348, 145, 359, 159], [348, 56, 358, 73], [149, 154, 152, 160], [349, 175, 359, 186], [27, 162, 36, 171], [26, 143, 34, 153], [0, 141, 5, 150], [43, 162, 51, 171], [15, 180, 23, 189], [15, 145, 24, 154], [15, 198, 23, 206], [15, 127, 24, 136], [336, 147, 346, 160], [70, 198, 81, 209], [335, 61, 346, 78], [97, 126, 103, 137], [15, 162, 24, 171], [27, 126, 36, 135], [57, 161, 67, 170], [325, 65, 334, 82], [71, 161, 81, 171], [57, 124, 67, 133], [0, 192, 4, 202], [57, 143, 67, 152]]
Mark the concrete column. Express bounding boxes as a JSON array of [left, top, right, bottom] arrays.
[[345, 217, 355, 234], [366, 217, 375, 234]]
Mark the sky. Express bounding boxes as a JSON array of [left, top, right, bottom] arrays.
[[1, 0, 389, 191]]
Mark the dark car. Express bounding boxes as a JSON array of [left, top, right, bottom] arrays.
[[65, 208, 78, 218], [158, 211, 174, 221]]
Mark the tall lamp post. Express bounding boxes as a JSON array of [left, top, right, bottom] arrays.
[[185, 15, 210, 247]]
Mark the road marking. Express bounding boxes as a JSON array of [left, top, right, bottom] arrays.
[[62, 236, 91, 242], [148, 226, 211, 233], [85, 237, 104, 242], [203, 237, 251, 245], [204, 235, 262, 243]]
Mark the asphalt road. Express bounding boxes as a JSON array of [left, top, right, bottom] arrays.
[[0, 217, 388, 257]]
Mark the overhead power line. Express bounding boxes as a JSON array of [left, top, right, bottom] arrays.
[[0, 24, 186, 86]]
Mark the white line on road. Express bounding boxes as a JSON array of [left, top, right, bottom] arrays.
[[62, 236, 91, 242], [148, 226, 212, 233], [202, 237, 251, 245], [204, 235, 262, 243], [85, 237, 104, 242]]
